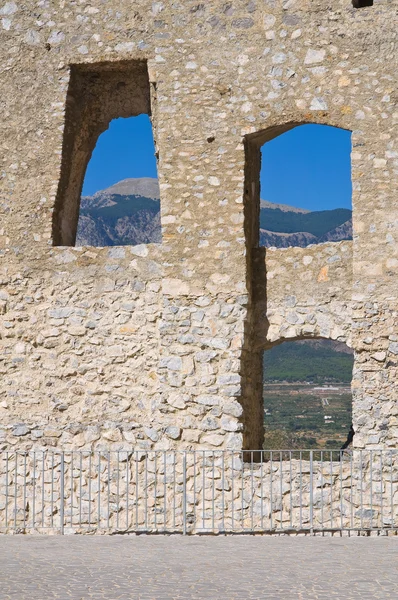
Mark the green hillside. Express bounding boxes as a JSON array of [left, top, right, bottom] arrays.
[[259, 207, 351, 237], [263, 342, 353, 383]]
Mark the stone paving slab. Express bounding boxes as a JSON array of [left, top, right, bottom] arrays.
[[0, 535, 397, 599]]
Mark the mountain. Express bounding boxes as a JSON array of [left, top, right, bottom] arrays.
[[259, 206, 351, 237], [260, 199, 309, 214], [259, 206, 352, 248], [76, 177, 352, 248], [259, 218, 353, 248], [318, 219, 352, 243], [259, 230, 317, 248], [76, 178, 161, 246], [101, 177, 160, 199]]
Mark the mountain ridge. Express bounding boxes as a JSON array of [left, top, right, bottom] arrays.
[[76, 177, 353, 248], [92, 177, 160, 200]]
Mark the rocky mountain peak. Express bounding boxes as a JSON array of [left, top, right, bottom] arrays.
[[97, 177, 160, 200], [76, 178, 352, 248]]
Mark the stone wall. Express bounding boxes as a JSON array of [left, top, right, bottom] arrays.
[[0, 0, 397, 451]]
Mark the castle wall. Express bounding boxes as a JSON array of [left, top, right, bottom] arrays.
[[0, 0, 397, 451]]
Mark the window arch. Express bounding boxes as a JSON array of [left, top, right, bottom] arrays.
[[52, 60, 158, 247], [75, 115, 160, 247]]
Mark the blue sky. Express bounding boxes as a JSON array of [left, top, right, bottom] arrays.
[[83, 118, 352, 211], [260, 124, 352, 211], [82, 115, 158, 196]]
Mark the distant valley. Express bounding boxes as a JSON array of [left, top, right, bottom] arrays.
[[263, 339, 353, 449], [76, 178, 352, 248]]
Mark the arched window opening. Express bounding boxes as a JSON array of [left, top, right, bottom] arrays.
[[263, 340, 353, 450], [52, 60, 160, 247], [257, 124, 352, 249], [76, 115, 160, 247]]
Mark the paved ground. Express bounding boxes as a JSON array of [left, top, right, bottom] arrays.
[[0, 535, 397, 599]]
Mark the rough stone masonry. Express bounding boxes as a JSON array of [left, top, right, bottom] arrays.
[[0, 0, 397, 453]]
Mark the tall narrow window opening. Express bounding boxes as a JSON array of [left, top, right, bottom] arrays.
[[52, 60, 159, 247]]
